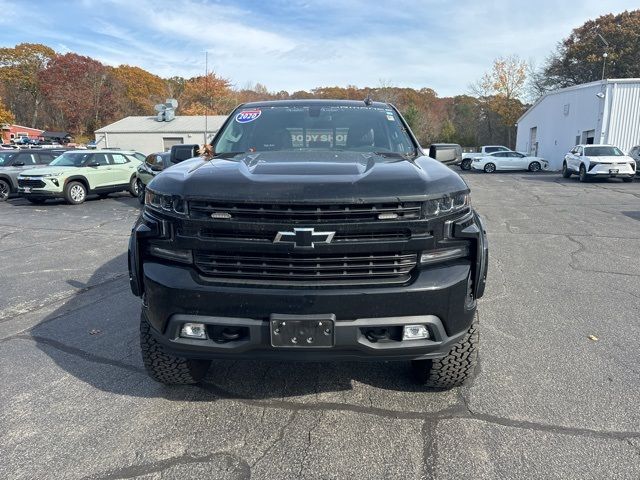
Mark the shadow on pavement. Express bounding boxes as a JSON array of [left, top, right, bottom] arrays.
[[30, 252, 436, 402]]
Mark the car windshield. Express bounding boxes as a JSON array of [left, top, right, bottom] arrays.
[[49, 152, 92, 166], [0, 152, 16, 166], [213, 104, 416, 156], [584, 146, 624, 156]]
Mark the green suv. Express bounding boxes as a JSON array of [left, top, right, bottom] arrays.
[[17, 150, 145, 204]]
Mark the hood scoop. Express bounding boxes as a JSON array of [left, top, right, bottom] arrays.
[[241, 152, 374, 176]]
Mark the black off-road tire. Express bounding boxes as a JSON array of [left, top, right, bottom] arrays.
[[412, 312, 479, 389], [562, 162, 571, 178], [140, 312, 211, 385]]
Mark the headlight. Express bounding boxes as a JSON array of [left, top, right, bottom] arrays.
[[43, 172, 64, 178], [424, 192, 470, 218], [145, 189, 188, 215], [473, 158, 481, 162]]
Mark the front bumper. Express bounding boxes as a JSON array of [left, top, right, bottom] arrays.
[[587, 163, 635, 177], [18, 177, 64, 197], [129, 209, 488, 362]]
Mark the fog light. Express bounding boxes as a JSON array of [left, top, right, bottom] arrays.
[[402, 324, 430, 340], [420, 246, 468, 265], [180, 322, 207, 339]]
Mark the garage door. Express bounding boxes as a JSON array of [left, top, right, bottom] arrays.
[[163, 137, 184, 151]]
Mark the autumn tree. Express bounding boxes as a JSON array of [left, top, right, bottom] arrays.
[[181, 73, 234, 115], [0, 43, 55, 127], [0, 97, 15, 124], [543, 9, 640, 89], [39, 53, 114, 135], [472, 55, 527, 147], [111, 65, 168, 115]]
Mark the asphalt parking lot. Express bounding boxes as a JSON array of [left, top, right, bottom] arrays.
[[1, 172, 639, 480]]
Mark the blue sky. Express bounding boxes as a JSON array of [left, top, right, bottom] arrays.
[[0, 0, 637, 96]]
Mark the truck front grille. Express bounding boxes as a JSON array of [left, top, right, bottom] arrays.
[[180, 227, 412, 243], [193, 251, 418, 285], [18, 179, 46, 188], [189, 201, 422, 223]]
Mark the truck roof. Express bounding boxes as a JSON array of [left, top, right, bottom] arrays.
[[240, 99, 391, 109]]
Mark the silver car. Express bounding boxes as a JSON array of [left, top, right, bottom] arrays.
[[0, 149, 65, 201]]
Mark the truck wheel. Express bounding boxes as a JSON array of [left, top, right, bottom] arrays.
[[0, 179, 10, 201], [579, 164, 588, 183], [64, 181, 87, 204], [460, 159, 471, 170], [561, 162, 571, 178], [411, 312, 478, 389], [140, 312, 211, 384]]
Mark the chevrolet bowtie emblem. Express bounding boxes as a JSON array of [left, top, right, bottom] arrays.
[[273, 228, 336, 248]]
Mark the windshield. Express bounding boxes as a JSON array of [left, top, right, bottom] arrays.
[[584, 146, 624, 157], [0, 152, 16, 166], [214, 104, 416, 156], [49, 152, 92, 167]]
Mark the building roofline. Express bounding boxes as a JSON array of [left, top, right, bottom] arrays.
[[517, 78, 640, 123]]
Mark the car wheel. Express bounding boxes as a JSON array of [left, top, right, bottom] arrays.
[[528, 161, 541, 172], [622, 176, 634, 183], [64, 181, 87, 205], [460, 159, 472, 171], [412, 311, 479, 389], [139, 311, 211, 384], [579, 164, 588, 183], [562, 162, 572, 178], [484, 163, 496, 173], [129, 177, 139, 197], [27, 197, 47, 204], [0, 179, 10, 201], [137, 181, 145, 205]]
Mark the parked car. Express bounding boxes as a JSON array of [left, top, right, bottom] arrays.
[[471, 151, 548, 173], [0, 149, 66, 201], [562, 144, 635, 182], [136, 144, 199, 204], [628, 145, 640, 175], [17, 149, 144, 204], [460, 145, 511, 170], [129, 99, 488, 389], [428, 143, 462, 166]]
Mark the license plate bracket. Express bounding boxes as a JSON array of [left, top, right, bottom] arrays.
[[270, 314, 335, 348], [609, 169, 619, 174]]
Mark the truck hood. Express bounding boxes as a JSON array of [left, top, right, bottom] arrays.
[[19, 166, 79, 176], [149, 151, 469, 203]]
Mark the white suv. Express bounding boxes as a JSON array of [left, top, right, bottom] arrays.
[[562, 144, 635, 182]]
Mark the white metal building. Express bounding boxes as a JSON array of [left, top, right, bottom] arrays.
[[516, 79, 640, 170], [94, 115, 228, 154]]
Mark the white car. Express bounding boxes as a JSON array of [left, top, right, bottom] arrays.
[[562, 144, 635, 182], [471, 151, 548, 173]]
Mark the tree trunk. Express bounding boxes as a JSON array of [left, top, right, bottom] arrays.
[[31, 97, 40, 129]]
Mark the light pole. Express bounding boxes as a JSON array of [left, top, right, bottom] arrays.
[[595, 32, 610, 81]]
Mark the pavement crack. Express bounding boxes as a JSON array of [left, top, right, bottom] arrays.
[[251, 410, 297, 469], [83, 451, 251, 480], [13, 334, 144, 374], [297, 411, 323, 479]]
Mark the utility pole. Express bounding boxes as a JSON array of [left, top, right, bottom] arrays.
[[204, 50, 208, 144], [596, 32, 610, 81]]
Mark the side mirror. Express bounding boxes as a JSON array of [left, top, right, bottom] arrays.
[[87, 161, 100, 167]]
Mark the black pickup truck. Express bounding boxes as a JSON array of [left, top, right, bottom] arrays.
[[128, 100, 488, 389]]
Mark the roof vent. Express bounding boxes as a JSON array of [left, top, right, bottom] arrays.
[[154, 99, 179, 122]]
